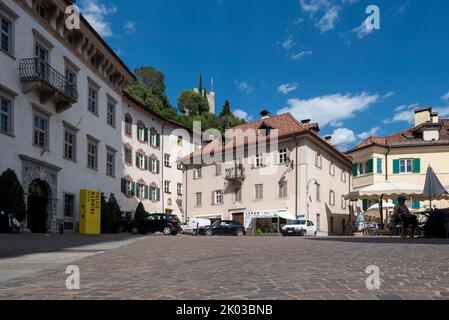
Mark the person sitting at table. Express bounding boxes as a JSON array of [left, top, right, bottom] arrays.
[[393, 195, 418, 238]]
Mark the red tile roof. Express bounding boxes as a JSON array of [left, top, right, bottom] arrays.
[[347, 119, 449, 153], [181, 113, 352, 165]]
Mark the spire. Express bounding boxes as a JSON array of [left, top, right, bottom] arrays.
[[210, 78, 214, 92]]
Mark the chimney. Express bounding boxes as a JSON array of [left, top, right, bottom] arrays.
[[325, 136, 332, 143], [260, 110, 271, 120], [301, 119, 311, 124], [414, 107, 432, 127], [431, 112, 439, 124]]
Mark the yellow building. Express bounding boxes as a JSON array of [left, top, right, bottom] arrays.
[[347, 107, 449, 212]]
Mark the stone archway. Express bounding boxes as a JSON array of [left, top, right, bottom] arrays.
[[20, 155, 60, 232], [27, 179, 50, 233]]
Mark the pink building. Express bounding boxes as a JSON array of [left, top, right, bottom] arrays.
[[181, 112, 353, 236]]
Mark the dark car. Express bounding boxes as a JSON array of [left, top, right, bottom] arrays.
[[199, 220, 246, 236], [132, 213, 181, 236]]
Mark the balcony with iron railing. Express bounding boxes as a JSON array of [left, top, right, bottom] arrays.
[[225, 165, 245, 182], [20, 58, 78, 113]]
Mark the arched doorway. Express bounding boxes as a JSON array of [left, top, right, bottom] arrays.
[[27, 179, 49, 233]]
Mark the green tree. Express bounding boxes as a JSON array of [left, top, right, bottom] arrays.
[[107, 194, 122, 233], [100, 193, 109, 234], [219, 99, 232, 118], [199, 74, 203, 95], [178, 90, 210, 116], [133, 202, 148, 226], [0, 169, 26, 222], [135, 66, 166, 95]]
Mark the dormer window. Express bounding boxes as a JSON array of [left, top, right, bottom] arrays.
[[37, 5, 49, 21]]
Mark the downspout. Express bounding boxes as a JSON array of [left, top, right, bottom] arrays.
[[184, 165, 188, 222], [385, 146, 391, 181], [161, 121, 168, 213], [294, 135, 299, 218]]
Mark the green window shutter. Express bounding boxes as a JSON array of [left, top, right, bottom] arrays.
[[131, 182, 136, 196], [412, 200, 420, 209], [393, 159, 400, 174], [377, 159, 383, 174], [156, 188, 161, 201], [144, 128, 149, 142], [156, 160, 160, 174], [352, 164, 358, 177], [156, 134, 161, 149], [413, 158, 421, 173], [136, 154, 140, 168], [144, 185, 149, 200], [149, 187, 154, 201], [367, 159, 374, 174], [121, 178, 126, 194], [362, 200, 369, 211]]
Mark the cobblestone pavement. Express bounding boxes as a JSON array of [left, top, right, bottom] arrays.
[[1, 235, 449, 300]]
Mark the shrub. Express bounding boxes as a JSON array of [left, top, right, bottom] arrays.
[[0, 169, 26, 222]]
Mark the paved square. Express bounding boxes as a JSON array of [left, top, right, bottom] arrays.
[[1, 235, 449, 300]]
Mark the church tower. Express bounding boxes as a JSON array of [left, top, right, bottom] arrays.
[[193, 75, 215, 114]]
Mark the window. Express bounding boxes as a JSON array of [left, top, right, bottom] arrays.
[[137, 125, 146, 142], [215, 163, 222, 176], [87, 139, 98, 170], [279, 181, 287, 198], [213, 190, 223, 205], [279, 148, 288, 164], [316, 214, 321, 231], [64, 194, 75, 217], [177, 183, 182, 196], [37, 4, 49, 21], [194, 167, 202, 179], [255, 153, 264, 168], [35, 43, 48, 63], [341, 171, 347, 183], [150, 186, 161, 201], [164, 154, 171, 167], [137, 184, 145, 198], [400, 159, 413, 174], [164, 181, 171, 194], [150, 130, 160, 148], [341, 196, 347, 209], [124, 180, 134, 196], [315, 183, 321, 201], [0, 96, 12, 134], [315, 152, 322, 168], [1, 15, 12, 54], [196, 192, 202, 206], [150, 159, 160, 174], [124, 147, 132, 164], [125, 114, 132, 136], [107, 103, 115, 127], [329, 190, 336, 206], [329, 162, 335, 176], [255, 184, 263, 200], [106, 149, 115, 177], [64, 128, 76, 161], [33, 112, 48, 149], [177, 163, 183, 171], [137, 153, 146, 170], [65, 68, 76, 86], [88, 87, 98, 114], [177, 136, 183, 146], [235, 188, 242, 202]]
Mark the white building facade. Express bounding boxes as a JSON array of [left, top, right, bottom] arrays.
[[0, 0, 134, 232]]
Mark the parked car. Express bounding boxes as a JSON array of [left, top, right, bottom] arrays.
[[132, 214, 181, 236], [198, 220, 246, 236], [282, 219, 317, 236], [181, 218, 211, 236]]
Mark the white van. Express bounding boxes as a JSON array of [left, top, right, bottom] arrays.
[[181, 218, 211, 236]]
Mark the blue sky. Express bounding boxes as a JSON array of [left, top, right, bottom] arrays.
[[79, 0, 449, 150]]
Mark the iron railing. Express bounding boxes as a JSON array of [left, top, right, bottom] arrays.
[[20, 58, 78, 103], [225, 165, 245, 180]]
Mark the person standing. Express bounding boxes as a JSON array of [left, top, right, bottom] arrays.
[[357, 213, 366, 232]]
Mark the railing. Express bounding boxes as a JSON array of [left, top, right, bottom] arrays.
[[19, 58, 78, 103], [225, 165, 245, 180]]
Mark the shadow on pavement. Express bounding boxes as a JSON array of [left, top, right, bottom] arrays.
[[305, 236, 449, 245], [0, 233, 137, 259]]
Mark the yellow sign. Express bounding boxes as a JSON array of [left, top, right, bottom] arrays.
[[79, 190, 101, 235]]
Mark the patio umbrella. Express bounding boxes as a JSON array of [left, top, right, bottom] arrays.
[[423, 165, 448, 208], [345, 181, 423, 229]]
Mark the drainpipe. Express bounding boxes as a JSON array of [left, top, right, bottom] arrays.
[[161, 121, 168, 213], [385, 146, 391, 181], [184, 166, 188, 222], [294, 135, 299, 218]]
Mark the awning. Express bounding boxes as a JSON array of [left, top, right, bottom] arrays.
[[278, 210, 296, 220]]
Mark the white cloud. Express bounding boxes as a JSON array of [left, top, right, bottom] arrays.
[[435, 106, 449, 117], [315, 6, 340, 33], [278, 83, 299, 95], [383, 103, 419, 124], [291, 50, 313, 60], [330, 128, 356, 148], [278, 92, 379, 128], [441, 91, 449, 101], [282, 34, 296, 49], [382, 91, 395, 100], [234, 81, 254, 94], [233, 109, 253, 122], [124, 21, 136, 34], [357, 127, 381, 140], [352, 20, 374, 39], [80, 0, 117, 37]]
